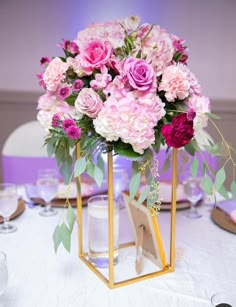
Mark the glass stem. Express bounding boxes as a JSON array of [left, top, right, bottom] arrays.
[[45, 203, 51, 212], [190, 202, 197, 213], [3, 216, 10, 229]]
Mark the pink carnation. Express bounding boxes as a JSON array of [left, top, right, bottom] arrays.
[[75, 88, 103, 118], [159, 64, 190, 102], [66, 125, 81, 139], [62, 118, 76, 131], [43, 57, 69, 92]]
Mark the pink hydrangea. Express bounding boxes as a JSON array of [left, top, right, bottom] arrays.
[[137, 24, 174, 76], [93, 92, 165, 154], [75, 88, 103, 118], [76, 20, 125, 49], [90, 72, 112, 90], [159, 64, 190, 102], [43, 57, 69, 92]]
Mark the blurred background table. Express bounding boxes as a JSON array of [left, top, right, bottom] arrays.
[[0, 196, 236, 307]]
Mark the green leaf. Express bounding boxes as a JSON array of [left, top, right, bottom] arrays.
[[161, 156, 170, 173], [137, 186, 150, 206], [215, 168, 226, 191], [202, 162, 207, 176], [65, 94, 77, 106], [60, 160, 72, 185], [74, 157, 87, 177], [86, 159, 95, 178], [60, 223, 71, 253], [53, 225, 62, 253], [190, 157, 199, 178], [132, 161, 140, 175], [66, 205, 77, 232], [129, 171, 141, 201], [185, 140, 198, 156], [47, 140, 55, 157], [230, 181, 236, 200], [205, 112, 221, 120], [97, 155, 105, 175], [93, 165, 104, 188], [203, 143, 221, 156], [218, 185, 229, 200], [201, 174, 213, 195], [113, 141, 143, 160]]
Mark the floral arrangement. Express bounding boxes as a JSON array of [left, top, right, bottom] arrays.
[[37, 16, 236, 252]]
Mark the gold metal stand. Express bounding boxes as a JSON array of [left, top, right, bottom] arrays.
[[76, 144, 178, 289]]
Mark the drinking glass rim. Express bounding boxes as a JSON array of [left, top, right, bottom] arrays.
[[211, 291, 236, 305], [0, 183, 17, 189], [0, 251, 6, 263], [88, 194, 119, 208]]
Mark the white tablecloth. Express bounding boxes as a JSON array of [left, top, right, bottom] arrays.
[[0, 196, 236, 307]]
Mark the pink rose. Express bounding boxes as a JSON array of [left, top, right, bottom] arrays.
[[161, 113, 194, 148], [43, 57, 69, 92], [75, 88, 103, 118], [123, 57, 156, 92], [79, 40, 112, 75]]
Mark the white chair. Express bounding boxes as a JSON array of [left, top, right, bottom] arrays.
[[2, 121, 57, 184]]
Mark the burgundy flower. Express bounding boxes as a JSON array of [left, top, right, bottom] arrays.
[[161, 113, 194, 148], [40, 57, 50, 68]]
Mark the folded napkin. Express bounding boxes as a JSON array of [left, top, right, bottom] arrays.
[[217, 199, 236, 223]]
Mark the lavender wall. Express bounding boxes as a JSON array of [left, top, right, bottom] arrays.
[[0, 0, 236, 100]]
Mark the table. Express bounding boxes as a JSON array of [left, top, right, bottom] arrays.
[[0, 196, 236, 307]]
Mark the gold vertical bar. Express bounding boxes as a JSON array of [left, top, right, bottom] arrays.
[[76, 143, 83, 257], [170, 148, 178, 268], [107, 151, 114, 287]]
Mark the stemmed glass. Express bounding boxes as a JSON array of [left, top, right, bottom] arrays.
[[36, 169, 59, 216], [183, 177, 203, 219], [0, 183, 18, 233]]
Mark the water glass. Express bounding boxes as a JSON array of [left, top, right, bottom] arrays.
[[87, 195, 119, 268], [0, 251, 8, 296], [0, 183, 18, 233], [211, 291, 236, 306], [183, 177, 203, 219], [36, 169, 59, 216]]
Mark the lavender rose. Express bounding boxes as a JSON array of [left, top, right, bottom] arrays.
[[75, 88, 103, 118], [123, 57, 156, 92]]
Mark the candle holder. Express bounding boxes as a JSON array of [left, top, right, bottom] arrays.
[[76, 143, 177, 289]]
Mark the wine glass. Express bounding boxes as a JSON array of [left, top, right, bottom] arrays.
[[113, 165, 129, 209], [0, 251, 8, 296], [0, 183, 18, 233], [36, 169, 59, 216], [211, 291, 236, 306], [183, 177, 203, 219]]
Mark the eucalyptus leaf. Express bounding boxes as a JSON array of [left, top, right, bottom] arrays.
[[74, 157, 87, 177], [47, 140, 55, 157], [215, 168, 226, 191], [190, 157, 199, 178], [53, 225, 61, 253], [86, 159, 95, 178], [203, 144, 221, 156], [230, 181, 236, 200], [129, 172, 141, 201], [66, 205, 77, 232], [161, 156, 170, 173], [60, 160, 72, 185], [202, 162, 207, 176], [137, 186, 150, 206], [218, 185, 229, 200], [97, 155, 105, 175], [60, 223, 71, 253], [132, 161, 140, 175], [185, 141, 196, 156], [201, 174, 213, 195], [205, 112, 221, 120], [93, 165, 104, 188]]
